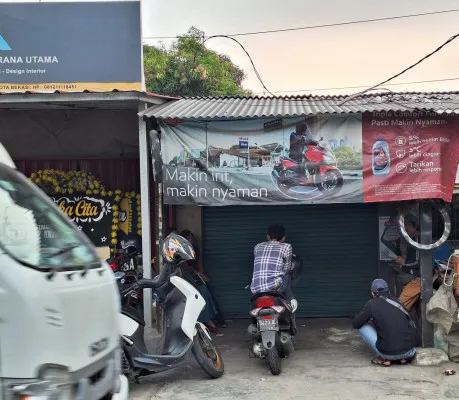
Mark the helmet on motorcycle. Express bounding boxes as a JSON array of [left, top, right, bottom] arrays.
[[161, 233, 196, 263], [120, 233, 142, 254]]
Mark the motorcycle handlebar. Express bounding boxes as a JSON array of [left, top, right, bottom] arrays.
[[121, 262, 171, 296]]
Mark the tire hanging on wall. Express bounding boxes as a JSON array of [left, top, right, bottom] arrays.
[[397, 200, 451, 251]]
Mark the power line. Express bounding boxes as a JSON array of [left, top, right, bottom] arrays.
[[143, 8, 459, 40], [202, 35, 273, 96], [339, 32, 459, 105], [253, 77, 459, 94]]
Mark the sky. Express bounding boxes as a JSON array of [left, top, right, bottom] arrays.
[[2, 0, 459, 96]]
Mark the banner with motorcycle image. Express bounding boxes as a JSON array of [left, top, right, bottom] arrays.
[[159, 115, 364, 205], [158, 111, 459, 206]]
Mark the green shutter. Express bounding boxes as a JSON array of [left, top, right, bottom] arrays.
[[203, 203, 378, 318]]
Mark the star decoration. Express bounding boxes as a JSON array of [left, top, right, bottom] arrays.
[[101, 236, 107, 243], [78, 226, 83, 230]]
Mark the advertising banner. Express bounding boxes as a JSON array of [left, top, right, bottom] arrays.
[[159, 111, 459, 206], [363, 111, 459, 202], [160, 115, 363, 205], [0, 1, 142, 92]]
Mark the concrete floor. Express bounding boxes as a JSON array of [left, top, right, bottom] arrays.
[[128, 318, 459, 400]]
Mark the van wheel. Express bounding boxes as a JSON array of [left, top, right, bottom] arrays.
[[267, 348, 282, 375]]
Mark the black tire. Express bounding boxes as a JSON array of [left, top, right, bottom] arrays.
[[315, 170, 344, 193], [192, 328, 224, 379], [397, 200, 451, 251], [267, 347, 282, 375]]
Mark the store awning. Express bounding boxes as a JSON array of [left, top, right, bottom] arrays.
[[0, 90, 179, 110]]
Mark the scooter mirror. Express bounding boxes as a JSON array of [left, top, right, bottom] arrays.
[[114, 271, 126, 280]]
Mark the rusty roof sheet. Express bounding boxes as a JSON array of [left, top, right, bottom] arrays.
[[143, 91, 459, 120]]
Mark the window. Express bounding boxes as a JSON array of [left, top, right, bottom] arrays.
[[0, 164, 100, 270]]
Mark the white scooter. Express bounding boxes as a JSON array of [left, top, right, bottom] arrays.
[[115, 260, 224, 382]]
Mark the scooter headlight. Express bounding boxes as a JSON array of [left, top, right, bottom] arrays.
[[10, 366, 71, 399]]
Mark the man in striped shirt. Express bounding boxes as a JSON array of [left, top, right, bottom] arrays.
[[250, 224, 295, 303]]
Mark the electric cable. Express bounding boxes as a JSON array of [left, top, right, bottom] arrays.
[[253, 77, 459, 94], [143, 8, 459, 40], [339, 32, 459, 104]]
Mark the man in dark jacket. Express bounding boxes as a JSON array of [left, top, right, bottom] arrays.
[[289, 123, 315, 175], [353, 279, 417, 367]]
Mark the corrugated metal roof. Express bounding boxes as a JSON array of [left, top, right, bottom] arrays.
[[143, 91, 459, 120]]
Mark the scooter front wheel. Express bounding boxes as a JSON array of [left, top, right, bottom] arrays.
[[192, 325, 224, 379]]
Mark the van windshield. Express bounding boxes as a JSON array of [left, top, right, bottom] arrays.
[[0, 164, 100, 270]]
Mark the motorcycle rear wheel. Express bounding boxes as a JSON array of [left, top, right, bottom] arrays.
[[267, 348, 282, 375], [192, 328, 224, 379]]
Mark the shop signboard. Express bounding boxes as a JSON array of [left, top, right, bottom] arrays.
[[158, 112, 459, 206], [50, 193, 115, 246], [0, 1, 142, 92]]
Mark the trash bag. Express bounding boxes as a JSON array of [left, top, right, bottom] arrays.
[[426, 283, 459, 361], [426, 284, 458, 333]]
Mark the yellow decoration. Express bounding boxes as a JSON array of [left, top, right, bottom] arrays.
[[28, 168, 141, 254], [137, 230, 142, 236]]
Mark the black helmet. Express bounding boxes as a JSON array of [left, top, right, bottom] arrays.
[[120, 233, 142, 254], [161, 233, 195, 262]]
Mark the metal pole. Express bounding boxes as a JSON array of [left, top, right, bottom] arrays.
[[205, 122, 209, 168], [138, 103, 153, 328], [156, 181, 163, 272], [419, 201, 434, 347]]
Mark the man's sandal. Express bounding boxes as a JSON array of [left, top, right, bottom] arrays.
[[371, 357, 391, 367]]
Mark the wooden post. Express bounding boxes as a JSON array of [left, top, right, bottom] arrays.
[[453, 255, 459, 305]]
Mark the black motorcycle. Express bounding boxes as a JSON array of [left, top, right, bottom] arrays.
[[247, 254, 301, 375]]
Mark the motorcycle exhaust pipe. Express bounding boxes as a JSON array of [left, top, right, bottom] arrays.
[[280, 332, 291, 343], [280, 333, 294, 355]]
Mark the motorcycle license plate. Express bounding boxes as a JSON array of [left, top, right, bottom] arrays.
[[258, 318, 279, 331]]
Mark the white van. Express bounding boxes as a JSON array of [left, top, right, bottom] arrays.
[[0, 143, 128, 399]]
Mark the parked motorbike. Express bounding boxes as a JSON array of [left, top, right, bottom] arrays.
[[272, 137, 343, 195], [115, 258, 224, 382], [247, 255, 301, 375]]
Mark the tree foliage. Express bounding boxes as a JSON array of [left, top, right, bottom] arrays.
[[334, 146, 362, 169], [143, 27, 251, 97]]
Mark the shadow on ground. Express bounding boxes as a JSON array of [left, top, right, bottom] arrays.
[[129, 318, 459, 400]]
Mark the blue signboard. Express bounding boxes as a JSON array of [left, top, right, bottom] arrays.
[[0, 1, 142, 92]]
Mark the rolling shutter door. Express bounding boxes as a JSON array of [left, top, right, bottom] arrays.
[[203, 203, 378, 318]]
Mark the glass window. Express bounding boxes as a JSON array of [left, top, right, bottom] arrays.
[[0, 164, 100, 270]]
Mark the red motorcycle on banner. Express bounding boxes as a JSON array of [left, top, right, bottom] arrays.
[[272, 137, 343, 196]]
